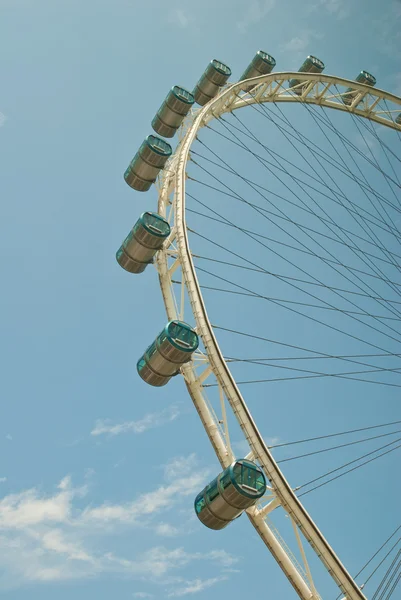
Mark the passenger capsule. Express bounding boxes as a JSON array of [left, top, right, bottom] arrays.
[[194, 459, 266, 530], [152, 86, 195, 138], [342, 71, 376, 106], [124, 135, 172, 192], [289, 55, 325, 95], [240, 51, 276, 91], [193, 59, 232, 106], [116, 212, 170, 274], [137, 321, 199, 387], [396, 113, 401, 125]]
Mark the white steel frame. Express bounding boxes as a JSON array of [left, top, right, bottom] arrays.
[[155, 73, 401, 600]]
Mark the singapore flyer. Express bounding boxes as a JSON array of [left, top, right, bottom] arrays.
[[118, 42, 401, 600], [1, 2, 400, 600]]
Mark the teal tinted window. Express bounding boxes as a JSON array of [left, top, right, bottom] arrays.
[[219, 471, 232, 490], [256, 473, 265, 491], [356, 71, 376, 85], [173, 86, 195, 104], [142, 212, 170, 237], [195, 493, 206, 514], [233, 461, 265, 493], [137, 357, 146, 373], [167, 321, 198, 350], [258, 51, 276, 66], [206, 479, 219, 503], [146, 341, 158, 359], [147, 135, 172, 156], [158, 331, 168, 345], [212, 60, 232, 76]]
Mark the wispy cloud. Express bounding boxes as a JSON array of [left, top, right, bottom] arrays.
[[91, 404, 180, 437], [371, 1, 401, 59], [0, 478, 6, 484], [280, 30, 323, 61], [0, 461, 235, 589], [237, 0, 275, 33], [308, 0, 349, 19], [0, 113, 6, 127], [133, 594, 153, 599], [167, 576, 227, 597], [168, 8, 192, 28]]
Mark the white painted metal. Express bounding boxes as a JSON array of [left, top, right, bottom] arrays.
[[155, 73, 400, 599]]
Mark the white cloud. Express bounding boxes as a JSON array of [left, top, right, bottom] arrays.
[[91, 404, 180, 437], [82, 470, 205, 525], [0, 478, 6, 484], [163, 454, 197, 480], [0, 113, 6, 127], [0, 464, 236, 589], [237, 0, 275, 33], [167, 576, 226, 597], [155, 522, 179, 537], [169, 8, 191, 28], [280, 30, 323, 60], [309, 0, 349, 19], [0, 478, 73, 529], [133, 594, 153, 599]]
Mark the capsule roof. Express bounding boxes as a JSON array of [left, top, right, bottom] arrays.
[[257, 50, 276, 66], [357, 70, 376, 85], [163, 320, 199, 352], [229, 459, 266, 498], [140, 212, 171, 238], [145, 135, 173, 156], [171, 86, 195, 104], [306, 55, 325, 69], [211, 59, 232, 76]]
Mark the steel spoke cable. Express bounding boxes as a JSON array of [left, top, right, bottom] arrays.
[[221, 353, 401, 378], [226, 354, 401, 366], [247, 88, 401, 209], [213, 324, 401, 368], [266, 421, 401, 449], [274, 429, 401, 463], [264, 99, 401, 280], [192, 256, 401, 364], [192, 146, 401, 259], [252, 94, 401, 216], [383, 98, 401, 147], [346, 112, 401, 204], [296, 438, 401, 495], [292, 91, 401, 197], [361, 117, 401, 199], [297, 442, 401, 496], [333, 526, 401, 600], [303, 102, 401, 261], [238, 102, 401, 246], [199, 121, 401, 314], [191, 152, 401, 329], [219, 110, 401, 298], [207, 109, 401, 238], [362, 536, 401, 590], [188, 193, 401, 343], [187, 201, 401, 294], [287, 106, 401, 279], [381, 571, 401, 600], [196, 279, 401, 322], [192, 250, 401, 307], [373, 552, 401, 600]]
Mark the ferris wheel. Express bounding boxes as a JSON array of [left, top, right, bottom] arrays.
[[116, 52, 401, 600]]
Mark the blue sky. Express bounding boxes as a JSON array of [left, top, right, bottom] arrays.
[[0, 0, 400, 598]]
